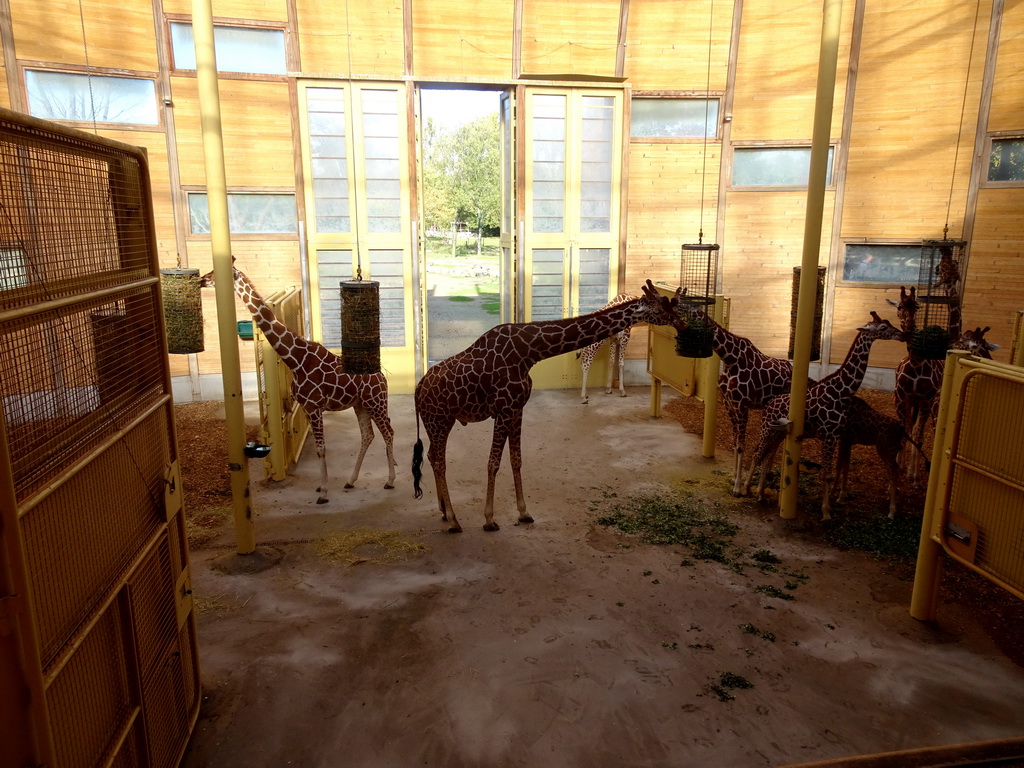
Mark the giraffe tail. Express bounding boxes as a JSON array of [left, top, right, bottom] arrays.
[[412, 404, 424, 500]]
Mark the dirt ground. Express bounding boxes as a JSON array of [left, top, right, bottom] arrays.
[[175, 385, 1024, 768]]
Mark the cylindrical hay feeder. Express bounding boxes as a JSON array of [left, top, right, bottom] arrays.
[[160, 268, 204, 354], [340, 280, 381, 374]]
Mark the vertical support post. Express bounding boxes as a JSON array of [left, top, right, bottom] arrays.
[[701, 295, 724, 458], [192, 0, 256, 554], [910, 351, 967, 620], [780, 0, 843, 519]]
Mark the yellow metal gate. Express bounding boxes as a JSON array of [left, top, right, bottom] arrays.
[[912, 352, 1024, 620], [0, 108, 199, 767], [253, 287, 311, 482]]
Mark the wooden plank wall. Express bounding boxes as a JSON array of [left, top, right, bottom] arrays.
[[0, 0, 1021, 385]]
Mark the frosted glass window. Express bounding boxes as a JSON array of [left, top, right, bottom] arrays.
[[170, 23, 286, 75], [577, 249, 611, 315], [188, 193, 297, 234], [317, 250, 353, 347], [370, 250, 406, 346], [580, 96, 614, 234], [307, 88, 350, 233], [361, 90, 402, 234], [733, 147, 834, 187], [988, 138, 1024, 182], [532, 94, 566, 234], [531, 249, 564, 321], [0, 249, 28, 291], [26, 71, 157, 125], [631, 98, 718, 138], [842, 244, 922, 284]]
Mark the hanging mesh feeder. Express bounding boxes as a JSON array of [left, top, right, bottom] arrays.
[[160, 268, 204, 354], [340, 280, 381, 375], [674, 314, 715, 358]]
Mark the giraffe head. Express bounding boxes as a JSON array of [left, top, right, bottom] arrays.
[[635, 280, 683, 328], [198, 256, 238, 288], [860, 312, 905, 343], [885, 286, 918, 334], [954, 326, 1001, 359]]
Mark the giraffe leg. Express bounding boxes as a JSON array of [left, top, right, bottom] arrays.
[[615, 338, 628, 397], [507, 412, 531, 524], [425, 420, 460, 532], [580, 354, 592, 404], [307, 409, 329, 504], [605, 338, 617, 395], [372, 411, 397, 490], [345, 406, 374, 489], [482, 417, 512, 531], [727, 402, 748, 497], [820, 439, 837, 521], [835, 440, 851, 501]]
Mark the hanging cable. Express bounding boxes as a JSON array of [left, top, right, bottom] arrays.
[[77, 0, 98, 134], [698, 0, 715, 246], [945, 0, 983, 235], [343, 0, 363, 280]]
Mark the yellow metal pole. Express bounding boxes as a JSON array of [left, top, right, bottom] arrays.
[[192, 0, 256, 554], [700, 295, 724, 458], [910, 351, 967, 620], [779, 0, 843, 519]]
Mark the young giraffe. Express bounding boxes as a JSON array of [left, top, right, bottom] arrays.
[[199, 263, 397, 503], [743, 313, 904, 520], [669, 306, 803, 497], [576, 293, 637, 404], [411, 280, 682, 533]]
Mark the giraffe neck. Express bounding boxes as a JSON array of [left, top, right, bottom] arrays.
[[707, 317, 755, 369], [233, 269, 299, 359], [821, 331, 877, 398], [947, 283, 962, 340], [520, 299, 643, 365]]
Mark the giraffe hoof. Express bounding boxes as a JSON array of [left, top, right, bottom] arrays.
[[317, 497, 328, 505], [483, 522, 500, 532], [618, 392, 627, 398], [447, 525, 463, 534], [344, 483, 355, 489], [518, 514, 534, 524], [383, 482, 394, 490]]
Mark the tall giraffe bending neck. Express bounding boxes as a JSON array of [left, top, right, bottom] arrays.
[[231, 268, 300, 365], [518, 297, 654, 367]]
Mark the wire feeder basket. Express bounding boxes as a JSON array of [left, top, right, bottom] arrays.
[[160, 268, 204, 354], [340, 280, 381, 375]]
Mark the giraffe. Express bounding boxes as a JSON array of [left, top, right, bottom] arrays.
[[411, 280, 682, 533], [742, 313, 904, 520], [199, 263, 397, 504], [835, 396, 906, 519], [576, 293, 637, 404], [669, 305, 804, 497]]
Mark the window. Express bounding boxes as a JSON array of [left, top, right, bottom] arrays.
[[26, 70, 158, 125], [988, 137, 1024, 182], [1, 249, 28, 291], [170, 22, 286, 75], [630, 98, 718, 138], [732, 146, 834, 187], [306, 88, 350, 234], [188, 193, 297, 234], [842, 244, 921, 284]]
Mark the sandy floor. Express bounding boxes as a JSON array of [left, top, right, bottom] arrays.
[[178, 387, 1024, 768]]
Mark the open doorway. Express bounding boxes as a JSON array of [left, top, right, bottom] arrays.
[[419, 88, 503, 364]]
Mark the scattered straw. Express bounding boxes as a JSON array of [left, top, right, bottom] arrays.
[[315, 528, 427, 566]]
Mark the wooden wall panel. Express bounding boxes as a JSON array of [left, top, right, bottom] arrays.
[[841, 0, 986, 239], [170, 77, 295, 187], [829, 285, 908, 370], [294, 0, 404, 76], [161, 0, 287, 22], [624, 0, 733, 91], [989, 0, 1024, 131], [187, 241, 302, 374], [961, 188, 1024, 363], [521, 0, 619, 77], [0, 50, 10, 108], [721, 190, 833, 359], [10, 0, 158, 71], [412, 0, 514, 80], [730, 0, 852, 142]]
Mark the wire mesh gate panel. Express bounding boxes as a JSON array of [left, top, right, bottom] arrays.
[[912, 353, 1024, 619], [0, 108, 199, 768], [254, 287, 310, 482]]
